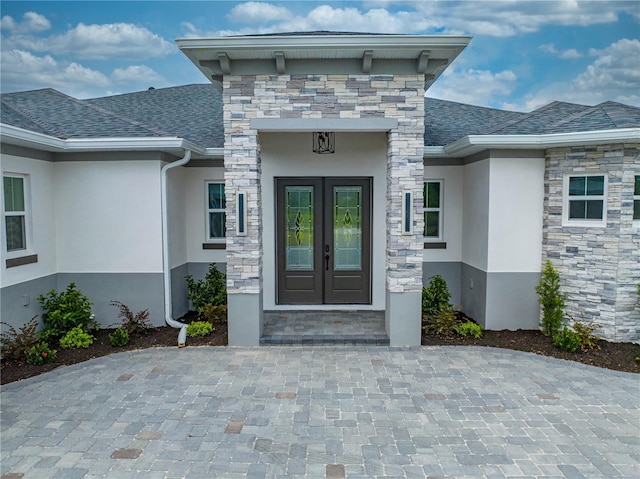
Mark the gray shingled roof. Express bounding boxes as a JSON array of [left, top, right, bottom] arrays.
[[2, 84, 638, 150], [1, 88, 170, 139]]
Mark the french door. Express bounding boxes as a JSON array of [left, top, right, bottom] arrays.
[[276, 178, 372, 304]]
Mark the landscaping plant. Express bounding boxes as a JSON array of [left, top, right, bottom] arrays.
[[38, 283, 96, 340], [108, 327, 130, 347], [202, 304, 228, 324], [25, 342, 57, 366], [423, 308, 458, 336], [535, 260, 565, 336], [455, 321, 483, 339], [185, 263, 227, 319], [110, 301, 151, 336], [187, 321, 214, 337], [422, 275, 453, 317], [1, 316, 41, 360], [59, 326, 94, 349], [553, 326, 580, 353], [571, 321, 601, 352]]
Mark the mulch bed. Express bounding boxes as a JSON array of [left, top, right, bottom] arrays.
[[2, 315, 638, 385]]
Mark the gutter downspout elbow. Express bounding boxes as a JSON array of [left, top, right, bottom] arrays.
[[161, 150, 192, 347]]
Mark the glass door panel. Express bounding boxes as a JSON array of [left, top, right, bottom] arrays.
[[285, 186, 314, 270], [333, 186, 362, 270]]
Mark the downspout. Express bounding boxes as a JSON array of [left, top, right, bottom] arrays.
[[161, 149, 192, 347]]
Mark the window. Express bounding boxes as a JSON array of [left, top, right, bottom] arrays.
[[3, 175, 27, 252], [634, 175, 640, 223], [564, 174, 606, 225], [207, 182, 226, 240], [423, 180, 443, 240]]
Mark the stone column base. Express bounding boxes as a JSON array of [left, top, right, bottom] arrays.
[[228, 292, 263, 346], [385, 291, 422, 346]]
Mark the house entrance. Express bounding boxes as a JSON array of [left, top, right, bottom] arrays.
[[276, 178, 372, 304]]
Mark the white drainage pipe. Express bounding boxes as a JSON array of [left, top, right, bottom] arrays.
[[161, 149, 192, 347]]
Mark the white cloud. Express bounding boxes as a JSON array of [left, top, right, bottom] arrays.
[[4, 22, 175, 60], [111, 65, 167, 85], [1, 12, 50, 33], [523, 38, 640, 109], [0, 49, 110, 98], [227, 2, 292, 24], [427, 67, 518, 108], [539, 43, 583, 59]]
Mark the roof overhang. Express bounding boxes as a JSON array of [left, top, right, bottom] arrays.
[[0, 123, 224, 159], [176, 33, 471, 90], [424, 128, 640, 158]]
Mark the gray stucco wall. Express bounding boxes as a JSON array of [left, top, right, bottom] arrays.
[[1, 274, 57, 331]]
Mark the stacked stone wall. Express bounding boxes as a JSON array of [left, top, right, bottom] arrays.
[[223, 74, 425, 295], [542, 144, 640, 342]]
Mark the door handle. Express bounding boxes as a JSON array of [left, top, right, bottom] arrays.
[[325, 254, 330, 271]]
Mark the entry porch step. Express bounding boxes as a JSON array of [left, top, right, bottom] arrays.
[[260, 310, 389, 346]]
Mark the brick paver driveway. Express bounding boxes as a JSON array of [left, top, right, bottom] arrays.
[[1, 346, 638, 478]]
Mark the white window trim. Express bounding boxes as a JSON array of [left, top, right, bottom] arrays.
[[562, 173, 607, 227], [205, 180, 226, 243], [423, 179, 444, 241], [2, 173, 34, 259], [633, 175, 640, 228]]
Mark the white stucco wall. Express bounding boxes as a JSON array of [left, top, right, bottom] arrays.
[[166, 165, 187, 269], [487, 156, 545, 272], [423, 164, 463, 262], [1, 154, 57, 287], [260, 132, 388, 310], [461, 159, 490, 271], [54, 160, 163, 272], [185, 166, 226, 265]]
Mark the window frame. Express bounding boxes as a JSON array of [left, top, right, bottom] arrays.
[[562, 173, 607, 227], [2, 173, 33, 258], [205, 181, 226, 243], [634, 175, 640, 227], [423, 179, 444, 242]]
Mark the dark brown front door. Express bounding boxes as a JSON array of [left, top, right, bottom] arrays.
[[276, 178, 371, 304]]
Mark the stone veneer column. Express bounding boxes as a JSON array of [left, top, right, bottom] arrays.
[[542, 144, 639, 342], [223, 73, 426, 345], [385, 77, 425, 345], [224, 75, 264, 345]]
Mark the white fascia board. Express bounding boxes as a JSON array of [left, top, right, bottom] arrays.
[[1, 123, 208, 156], [177, 35, 471, 53], [438, 128, 640, 158], [204, 147, 224, 158]]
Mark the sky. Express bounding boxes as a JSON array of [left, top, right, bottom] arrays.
[[0, 1, 638, 112]]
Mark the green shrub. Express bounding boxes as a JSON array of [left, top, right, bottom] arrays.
[[422, 275, 453, 317], [110, 301, 151, 336], [1, 316, 41, 360], [423, 308, 458, 336], [553, 326, 580, 353], [572, 321, 601, 352], [186, 321, 214, 337], [535, 260, 565, 336], [201, 304, 228, 324], [59, 326, 94, 349], [25, 342, 57, 365], [185, 263, 227, 317], [38, 283, 95, 340], [108, 327, 130, 347], [455, 321, 483, 339]]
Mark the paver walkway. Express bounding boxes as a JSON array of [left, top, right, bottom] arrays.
[[1, 346, 638, 479]]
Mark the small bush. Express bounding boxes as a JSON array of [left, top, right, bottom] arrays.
[[185, 263, 227, 318], [1, 316, 41, 360], [572, 321, 601, 352], [423, 308, 458, 336], [455, 321, 483, 339], [59, 326, 94, 349], [201, 304, 228, 324], [111, 301, 151, 336], [38, 283, 95, 340], [108, 327, 130, 347], [187, 321, 214, 337], [422, 275, 452, 317], [535, 260, 565, 337], [25, 342, 57, 365], [553, 326, 580, 353]]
